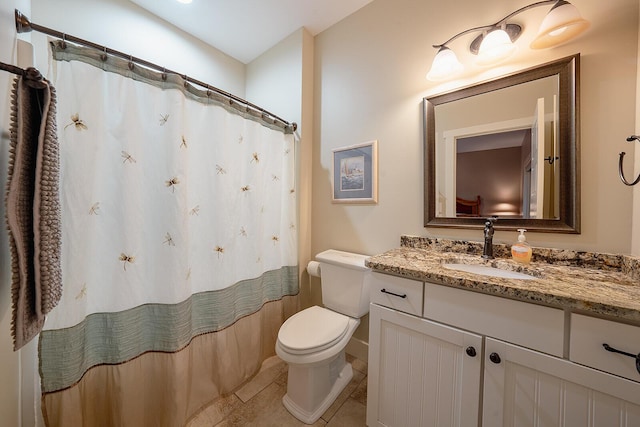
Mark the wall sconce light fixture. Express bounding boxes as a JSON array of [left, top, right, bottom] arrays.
[[426, 0, 589, 81]]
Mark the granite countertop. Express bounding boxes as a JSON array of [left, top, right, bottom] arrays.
[[366, 236, 640, 324]]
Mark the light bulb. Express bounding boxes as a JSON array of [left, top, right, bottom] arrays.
[[476, 28, 517, 66], [426, 47, 463, 81], [531, 0, 590, 49]]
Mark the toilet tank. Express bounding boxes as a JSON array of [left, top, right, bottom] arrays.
[[315, 249, 371, 318]]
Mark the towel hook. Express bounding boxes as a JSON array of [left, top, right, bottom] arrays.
[[619, 135, 640, 186]]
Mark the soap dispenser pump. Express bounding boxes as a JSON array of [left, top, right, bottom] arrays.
[[511, 229, 532, 264]]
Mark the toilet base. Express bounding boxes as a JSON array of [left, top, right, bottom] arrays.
[[281, 358, 354, 424]]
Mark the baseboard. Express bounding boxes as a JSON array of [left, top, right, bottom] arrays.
[[345, 337, 368, 363]]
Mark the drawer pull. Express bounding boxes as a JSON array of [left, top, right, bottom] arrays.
[[380, 288, 407, 299], [602, 343, 640, 374], [466, 346, 477, 357], [489, 352, 501, 364]]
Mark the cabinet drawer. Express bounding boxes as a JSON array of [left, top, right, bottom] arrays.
[[423, 282, 564, 357], [571, 313, 640, 382], [370, 273, 423, 316]]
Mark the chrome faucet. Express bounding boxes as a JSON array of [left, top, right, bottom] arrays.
[[482, 217, 497, 259]]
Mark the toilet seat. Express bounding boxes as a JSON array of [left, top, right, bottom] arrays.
[[277, 306, 350, 355]]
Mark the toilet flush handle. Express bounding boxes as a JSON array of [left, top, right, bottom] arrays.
[[380, 288, 407, 299]]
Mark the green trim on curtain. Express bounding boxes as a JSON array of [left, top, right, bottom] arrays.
[[49, 41, 294, 134], [39, 266, 298, 393]]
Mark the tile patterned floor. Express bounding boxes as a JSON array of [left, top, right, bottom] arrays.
[[187, 354, 368, 426]]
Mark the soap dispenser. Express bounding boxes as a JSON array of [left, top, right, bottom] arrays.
[[511, 229, 532, 264]]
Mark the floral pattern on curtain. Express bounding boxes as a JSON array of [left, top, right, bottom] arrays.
[[39, 42, 298, 426]]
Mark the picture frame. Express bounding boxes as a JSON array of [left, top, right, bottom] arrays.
[[332, 140, 378, 204]]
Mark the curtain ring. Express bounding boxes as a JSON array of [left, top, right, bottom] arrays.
[[128, 55, 134, 71], [161, 67, 167, 81], [183, 74, 189, 89], [60, 33, 67, 50], [100, 46, 107, 62]]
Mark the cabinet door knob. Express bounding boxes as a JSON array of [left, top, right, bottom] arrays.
[[489, 352, 501, 364], [465, 346, 477, 357]]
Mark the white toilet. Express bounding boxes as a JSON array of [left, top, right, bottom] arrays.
[[276, 249, 371, 424]]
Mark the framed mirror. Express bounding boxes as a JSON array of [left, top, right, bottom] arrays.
[[423, 54, 580, 233]]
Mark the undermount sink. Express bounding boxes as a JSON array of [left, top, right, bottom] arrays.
[[442, 263, 536, 280]]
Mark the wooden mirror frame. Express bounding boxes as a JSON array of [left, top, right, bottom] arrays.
[[423, 54, 580, 233]]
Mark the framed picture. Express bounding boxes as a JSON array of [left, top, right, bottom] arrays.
[[332, 140, 378, 204]]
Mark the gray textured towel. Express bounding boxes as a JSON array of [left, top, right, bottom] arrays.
[[6, 68, 62, 351]]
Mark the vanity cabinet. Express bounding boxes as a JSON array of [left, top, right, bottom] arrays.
[[367, 303, 482, 427], [483, 337, 640, 426], [368, 274, 482, 427], [367, 272, 640, 427]]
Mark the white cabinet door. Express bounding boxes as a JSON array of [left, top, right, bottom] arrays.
[[483, 337, 640, 427], [367, 304, 482, 427]]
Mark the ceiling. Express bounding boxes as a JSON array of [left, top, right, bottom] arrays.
[[128, 0, 375, 64], [457, 129, 531, 154]]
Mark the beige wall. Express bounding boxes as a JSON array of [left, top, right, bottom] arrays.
[[312, 0, 638, 345], [313, 0, 638, 259], [633, 4, 640, 256]]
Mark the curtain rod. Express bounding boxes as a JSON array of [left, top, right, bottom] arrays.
[[14, 9, 297, 132]]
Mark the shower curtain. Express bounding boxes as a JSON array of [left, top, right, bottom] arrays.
[[39, 42, 299, 427]]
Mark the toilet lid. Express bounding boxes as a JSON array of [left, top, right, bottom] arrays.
[[278, 306, 350, 355]]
